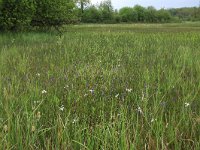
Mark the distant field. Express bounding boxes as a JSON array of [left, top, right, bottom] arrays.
[[1, 23, 200, 149], [69, 22, 200, 32]]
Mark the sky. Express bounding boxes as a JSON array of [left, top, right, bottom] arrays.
[[91, 0, 199, 9]]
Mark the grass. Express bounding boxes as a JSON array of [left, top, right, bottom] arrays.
[[1, 23, 200, 149]]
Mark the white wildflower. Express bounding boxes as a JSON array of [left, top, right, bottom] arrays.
[[151, 118, 157, 123], [137, 107, 143, 114], [31, 125, 36, 132], [84, 94, 88, 97], [72, 118, 78, 124], [89, 89, 94, 94], [115, 94, 119, 98], [11, 39, 15, 43], [185, 103, 190, 107], [34, 100, 40, 104], [141, 91, 145, 101], [59, 105, 64, 111], [165, 123, 169, 128], [3, 125, 8, 132], [36, 111, 41, 120], [36, 73, 40, 77], [64, 85, 69, 89], [41, 90, 47, 94], [126, 88, 132, 92]]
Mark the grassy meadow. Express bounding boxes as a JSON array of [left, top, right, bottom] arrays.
[[1, 23, 200, 149]]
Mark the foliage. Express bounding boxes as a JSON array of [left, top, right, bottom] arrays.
[[113, 9, 121, 23], [32, 0, 75, 27], [0, 0, 35, 31], [0, 0, 76, 31], [119, 7, 138, 22], [169, 7, 200, 21], [98, 0, 114, 23], [76, 0, 90, 14], [145, 6, 158, 22], [133, 5, 146, 22], [80, 3, 176, 23], [157, 9, 172, 22], [82, 6, 101, 23]]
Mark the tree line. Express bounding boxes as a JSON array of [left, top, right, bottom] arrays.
[[0, 0, 200, 31], [80, 0, 200, 23], [0, 0, 75, 31]]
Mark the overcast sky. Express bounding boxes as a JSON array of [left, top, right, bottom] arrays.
[[91, 0, 199, 9]]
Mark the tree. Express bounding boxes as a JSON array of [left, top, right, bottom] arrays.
[[113, 9, 121, 23], [145, 6, 157, 22], [99, 0, 114, 22], [82, 5, 101, 23], [157, 8, 172, 22], [0, 0, 2, 8], [76, 0, 90, 14], [0, 0, 35, 31], [0, 0, 76, 31], [32, 0, 76, 27], [133, 5, 146, 22], [168, 7, 196, 21], [119, 7, 138, 22]]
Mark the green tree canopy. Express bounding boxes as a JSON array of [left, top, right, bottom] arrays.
[[119, 7, 138, 22], [157, 9, 172, 22], [0, 0, 35, 31], [32, 0, 75, 27], [145, 6, 158, 22], [0, 0, 76, 31], [133, 5, 146, 22], [76, 0, 90, 14], [82, 5, 101, 23], [99, 0, 114, 22]]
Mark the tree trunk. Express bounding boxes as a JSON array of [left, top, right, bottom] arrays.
[[81, 1, 84, 14]]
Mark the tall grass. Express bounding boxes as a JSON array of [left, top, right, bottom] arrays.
[[1, 24, 200, 149]]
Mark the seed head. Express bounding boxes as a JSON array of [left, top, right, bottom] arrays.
[[36, 111, 41, 120], [3, 125, 8, 132], [31, 125, 36, 132]]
